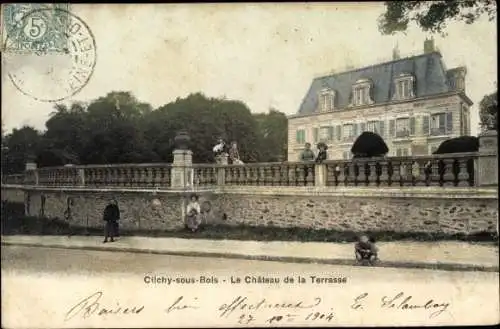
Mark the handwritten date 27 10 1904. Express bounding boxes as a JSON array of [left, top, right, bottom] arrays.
[[63, 291, 451, 325]]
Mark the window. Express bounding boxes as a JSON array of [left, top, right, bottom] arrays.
[[366, 121, 379, 133], [319, 126, 331, 141], [343, 151, 352, 160], [396, 148, 410, 157], [295, 129, 305, 144], [342, 124, 354, 141], [327, 126, 335, 141], [319, 89, 335, 112], [395, 118, 410, 138], [429, 145, 439, 155], [393, 74, 415, 100], [430, 112, 453, 136], [352, 79, 374, 106]]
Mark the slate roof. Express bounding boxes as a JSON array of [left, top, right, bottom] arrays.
[[297, 51, 461, 115]]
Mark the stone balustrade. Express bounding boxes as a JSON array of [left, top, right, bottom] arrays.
[[2, 153, 489, 189], [223, 162, 315, 186], [323, 152, 477, 187], [6, 163, 173, 189], [2, 174, 24, 185]]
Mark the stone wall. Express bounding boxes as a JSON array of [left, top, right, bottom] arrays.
[[2, 186, 498, 235], [1, 187, 223, 231], [217, 191, 498, 234]]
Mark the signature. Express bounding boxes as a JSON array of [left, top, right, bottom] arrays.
[[165, 296, 199, 313], [218, 296, 322, 318], [64, 291, 145, 322], [381, 292, 450, 318]]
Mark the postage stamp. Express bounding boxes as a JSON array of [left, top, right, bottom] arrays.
[[2, 4, 96, 102], [2, 3, 71, 55]]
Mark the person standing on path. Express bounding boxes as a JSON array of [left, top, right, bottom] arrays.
[[103, 199, 120, 243]]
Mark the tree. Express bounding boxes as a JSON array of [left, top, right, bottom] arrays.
[[81, 91, 157, 164], [3, 126, 43, 174], [253, 109, 288, 162], [378, 1, 497, 35], [146, 93, 261, 163], [41, 102, 87, 166], [4, 91, 268, 167], [351, 132, 389, 158], [479, 91, 498, 132]]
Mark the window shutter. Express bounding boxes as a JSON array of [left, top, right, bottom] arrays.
[[409, 117, 416, 135], [379, 121, 385, 136], [296, 130, 301, 143], [360, 122, 366, 133], [389, 120, 395, 137], [328, 126, 334, 141], [446, 112, 453, 133], [353, 123, 359, 136], [313, 127, 319, 142], [336, 125, 342, 140], [396, 149, 402, 157], [422, 116, 430, 135]]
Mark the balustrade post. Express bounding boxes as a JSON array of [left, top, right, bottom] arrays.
[[216, 153, 228, 186], [457, 159, 469, 186], [476, 130, 498, 186], [368, 161, 378, 186], [379, 160, 389, 186], [25, 159, 38, 185], [315, 163, 326, 187], [78, 168, 85, 186], [442, 158, 455, 186]]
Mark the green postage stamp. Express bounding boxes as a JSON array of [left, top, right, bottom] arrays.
[[2, 3, 71, 54]]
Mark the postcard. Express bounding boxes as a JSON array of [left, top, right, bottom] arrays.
[[1, 3, 498, 328]]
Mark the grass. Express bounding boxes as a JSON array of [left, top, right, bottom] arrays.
[[1, 201, 498, 244]]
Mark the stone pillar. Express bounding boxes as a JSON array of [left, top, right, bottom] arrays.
[[171, 149, 193, 188], [78, 168, 85, 186], [476, 130, 498, 187], [216, 153, 228, 186], [315, 163, 327, 187], [25, 161, 38, 185]]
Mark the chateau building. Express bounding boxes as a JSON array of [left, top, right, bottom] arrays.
[[287, 39, 472, 161]]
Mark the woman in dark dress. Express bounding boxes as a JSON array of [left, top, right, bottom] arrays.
[[315, 142, 328, 163]]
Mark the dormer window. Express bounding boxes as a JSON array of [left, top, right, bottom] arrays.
[[319, 88, 335, 112], [393, 73, 415, 100], [352, 79, 374, 106]]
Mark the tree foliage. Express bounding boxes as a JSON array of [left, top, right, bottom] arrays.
[[378, 1, 497, 35], [2, 92, 289, 173], [253, 109, 288, 162], [2, 126, 43, 174], [479, 91, 498, 132]]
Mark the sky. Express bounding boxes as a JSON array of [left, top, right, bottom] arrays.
[[1, 3, 497, 136]]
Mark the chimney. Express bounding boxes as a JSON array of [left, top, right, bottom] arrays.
[[424, 38, 435, 54]]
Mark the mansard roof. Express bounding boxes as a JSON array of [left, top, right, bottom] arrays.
[[297, 51, 464, 115]]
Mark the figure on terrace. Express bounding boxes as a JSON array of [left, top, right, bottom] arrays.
[[185, 194, 202, 232]]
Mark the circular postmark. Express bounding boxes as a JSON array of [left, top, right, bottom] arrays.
[[3, 8, 97, 102]]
